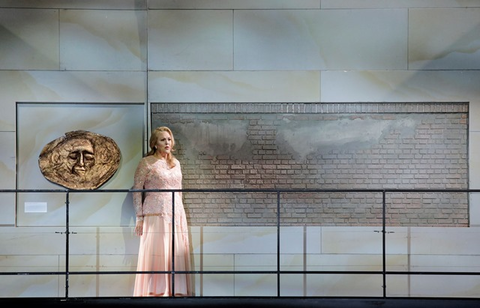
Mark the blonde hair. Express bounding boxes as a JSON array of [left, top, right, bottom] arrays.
[[147, 126, 176, 168]]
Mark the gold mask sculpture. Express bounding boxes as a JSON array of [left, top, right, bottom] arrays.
[[38, 130, 121, 190]]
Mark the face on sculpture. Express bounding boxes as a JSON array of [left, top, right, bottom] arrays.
[[64, 139, 95, 176], [39, 130, 121, 190]]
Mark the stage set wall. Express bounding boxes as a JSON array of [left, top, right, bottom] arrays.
[[1, 0, 480, 298]]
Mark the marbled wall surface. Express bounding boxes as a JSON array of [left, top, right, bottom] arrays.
[[60, 10, 147, 71], [2, 225, 480, 297], [1, 0, 480, 298], [16, 104, 144, 227], [0, 9, 58, 70]]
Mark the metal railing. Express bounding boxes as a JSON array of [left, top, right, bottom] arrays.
[[0, 188, 478, 298]]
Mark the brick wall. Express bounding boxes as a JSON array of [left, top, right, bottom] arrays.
[[152, 103, 468, 227]]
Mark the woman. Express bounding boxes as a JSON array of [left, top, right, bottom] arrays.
[[133, 126, 191, 296]]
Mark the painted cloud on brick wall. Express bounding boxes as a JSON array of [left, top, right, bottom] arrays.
[[277, 115, 417, 160], [174, 119, 251, 159]]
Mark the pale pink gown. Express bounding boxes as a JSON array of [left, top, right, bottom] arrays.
[[132, 155, 191, 296]]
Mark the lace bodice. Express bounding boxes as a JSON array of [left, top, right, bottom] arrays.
[[133, 156, 185, 223]]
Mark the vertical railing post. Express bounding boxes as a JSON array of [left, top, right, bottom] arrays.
[[171, 191, 176, 297], [65, 191, 70, 299], [382, 190, 387, 298], [277, 191, 281, 297]]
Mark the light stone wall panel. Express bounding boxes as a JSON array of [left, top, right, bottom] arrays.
[[321, 71, 480, 104], [410, 276, 480, 297], [306, 254, 408, 272], [0, 71, 146, 130], [196, 226, 277, 255], [68, 274, 135, 297], [234, 9, 407, 70], [0, 132, 15, 225], [60, 10, 147, 71], [470, 101, 480, 132], [0, 275, 60, 297], [306, 226, 322, 254], [201, 273, 234, 296], [279, 226, 305, 254], [0, 255, 60, 273], [409, 8, 480, 70], [411, 255, 480, 273], [305, 254, 409, 295], [62, 254, 137, 272], [67, 227, 139, 255], [62, 255, 136, 297], [195, 227, 306, 259], [148, 10, 233, 70], [21, 71, 146, 102], [321, 227, 408, 255], [0, 0, 146, 9], [0, 9, 59, 70], [234, 273, 277, 296], [385, 276, 410, 297], [280, 273, 304, 296], [0, 132, 15, 189], [470, 194, 480, 227], [148, 0, 320, 9], [322, 0, 480, 9], [0, 193, 14, 226], [470, 133, 480, 189], [197, 253, 235, 296], [0, 227, 64, 255], [306, 274, 383, 296], [235, 254, 276, 272], [148, 71, 320, 102], [410, 227, 480, 255]]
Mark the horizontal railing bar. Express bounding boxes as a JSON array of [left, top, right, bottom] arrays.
[[1, 188, 478, 194], [3, 270, 480, 276]]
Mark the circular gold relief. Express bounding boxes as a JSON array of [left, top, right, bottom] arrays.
[[38, 130, 121, 190]]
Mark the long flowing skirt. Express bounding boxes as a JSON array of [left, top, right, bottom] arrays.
[[134, 215, 191, 296]]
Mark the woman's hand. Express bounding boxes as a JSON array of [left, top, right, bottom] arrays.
[[135, 220, 144, 236]]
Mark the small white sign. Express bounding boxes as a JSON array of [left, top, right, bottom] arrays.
[[24, 202, 48, 213]]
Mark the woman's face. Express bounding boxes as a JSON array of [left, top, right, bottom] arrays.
[[155, 131, 173, 156]]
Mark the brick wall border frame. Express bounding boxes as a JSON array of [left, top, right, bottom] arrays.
[[152, 102, 468, 115]]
